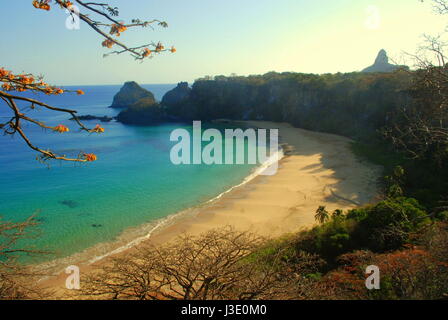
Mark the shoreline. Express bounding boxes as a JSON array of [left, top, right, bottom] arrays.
[[34, 125, 284, 277], [37, 121, 383, 296]]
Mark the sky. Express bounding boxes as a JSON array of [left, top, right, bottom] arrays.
[[0, 0, 447, 85]]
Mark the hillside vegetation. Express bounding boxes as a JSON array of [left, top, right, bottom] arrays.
[[163, 71, 410, 140]]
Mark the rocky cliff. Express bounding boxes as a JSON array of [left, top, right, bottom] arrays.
[[112, 82, 169, 125], [110, 81, 156, 108], [114, 70, 411, 139], [116, 101, 166, 125], [160, 82, 194, 121], [161, 82, 191, 107], [157, 71, 411, 139]]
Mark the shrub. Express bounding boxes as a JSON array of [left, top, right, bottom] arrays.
[[352, 197, 430, 251], [435, 211, 448, 222], [371, 248, 448, 300], [296, 217, 357, 263], [316, 247, 448, 300]]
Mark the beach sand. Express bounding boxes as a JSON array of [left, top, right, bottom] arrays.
[[39, 121, 382, 297]]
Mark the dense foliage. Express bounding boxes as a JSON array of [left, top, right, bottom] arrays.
[[253, 198, 448, 300], [162, 71, 411, 140]]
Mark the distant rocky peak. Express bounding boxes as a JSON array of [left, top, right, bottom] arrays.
[[374, 49, 389, 65], [362, 49, 408, 73]]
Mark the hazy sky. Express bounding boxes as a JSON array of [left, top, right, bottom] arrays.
[[0, 0, 446, 85]]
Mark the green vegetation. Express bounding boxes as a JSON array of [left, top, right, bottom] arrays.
[[252, 198, 448, 300], [162, 71, 411, 141]]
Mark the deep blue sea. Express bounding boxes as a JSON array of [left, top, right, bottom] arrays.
[[0, 85, 257, 263]]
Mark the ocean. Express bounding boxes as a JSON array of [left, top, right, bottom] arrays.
[[0, 84, 259, 263]]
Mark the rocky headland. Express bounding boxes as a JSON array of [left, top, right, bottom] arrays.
[[110, 50, 410, 140]]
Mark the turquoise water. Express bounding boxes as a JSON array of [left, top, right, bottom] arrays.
[[0, 85, 257, 262]]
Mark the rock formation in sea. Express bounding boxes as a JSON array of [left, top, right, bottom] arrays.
[[110, 81, 171, 125], [115, 82, 196, 124], [160, 82, 194, 121], [110, 81, 156, 108], [362, 49, 408, 73], [116, 98, 167, 125], [161, 82, 191, 107]]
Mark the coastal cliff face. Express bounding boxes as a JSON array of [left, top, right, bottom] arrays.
[[161, 82, 191, 107], [161, 82, 194, 121], [157, 71, 411, 139], [116, 101, 166, 125], [113, 70, 411, 139], [110, 81, 156, 108]]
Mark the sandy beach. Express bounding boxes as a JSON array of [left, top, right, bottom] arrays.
[[39, 121, 382, 297]]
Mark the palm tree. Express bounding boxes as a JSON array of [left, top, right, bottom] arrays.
[[332, 209, 344, 218], [315, 206, 329, 224]]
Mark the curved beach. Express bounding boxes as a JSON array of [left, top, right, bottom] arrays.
[[145, 121, 382, 238], [40, 121, 382, 295]]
